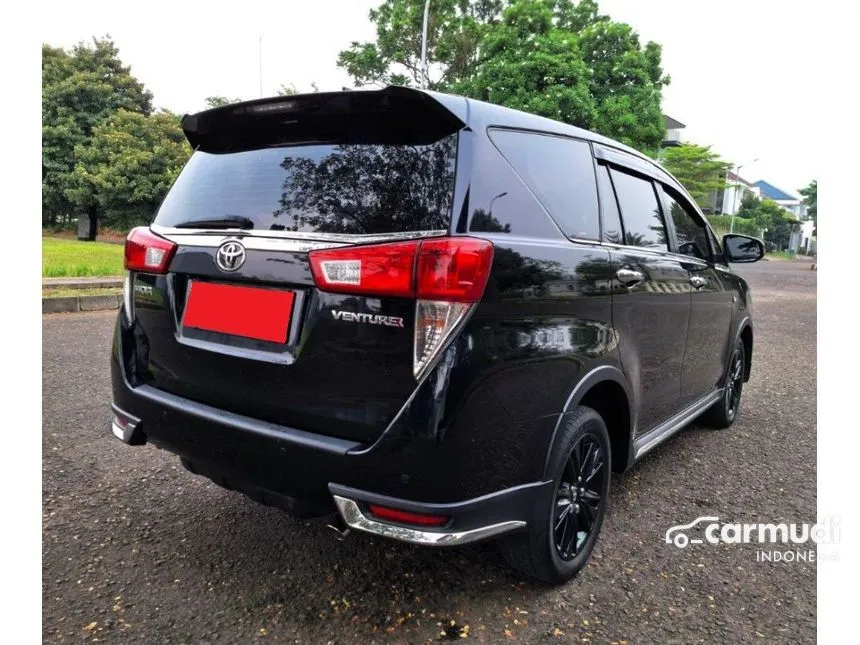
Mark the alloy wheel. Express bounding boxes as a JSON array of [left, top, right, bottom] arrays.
[[553, 433, 606, 561]]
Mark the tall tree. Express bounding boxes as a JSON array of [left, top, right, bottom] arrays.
[[659, 143, 730, 211], [799, 179, 817, 234], [337, 0, 504, 89], [338, 0, 670, 153], [42, 37, 153, 232], [66, 110, 191, 231]]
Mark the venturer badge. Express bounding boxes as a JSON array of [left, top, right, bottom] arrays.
[[331, 310, 405, 328]]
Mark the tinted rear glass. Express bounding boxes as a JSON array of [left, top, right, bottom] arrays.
[[154, 134, 458, 234], [489, 129, 599, 240]]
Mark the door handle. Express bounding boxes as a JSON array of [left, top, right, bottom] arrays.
[[690, 276, 708, 289], [616, 268, 644, 285]]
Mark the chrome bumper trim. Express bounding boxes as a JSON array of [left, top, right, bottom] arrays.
[[333, 495, 526, 546]]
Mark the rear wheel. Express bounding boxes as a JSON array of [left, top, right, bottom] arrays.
[[701, 338, 746, 429], [500, 406, 610, 584]]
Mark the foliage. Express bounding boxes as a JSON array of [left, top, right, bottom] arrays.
[[339, 0, 669, 153], [66, 110, 191, 230], [659, 144, 730, 211], [337, 0, 505, 89], [736, 194, 798, 250], [799, 179, 817, 233], [42, 237, 125, 277], [204, 96, 242, 107], [705, 215, 760, 238], [42, 37, 153, 228]]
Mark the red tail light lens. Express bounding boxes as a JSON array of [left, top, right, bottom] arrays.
[[368, 504, 449, 527], [308, 237, 493, 301], [417, 238, 494, 302], [124, 227, 177, 273], [308, 240, 419, 298]]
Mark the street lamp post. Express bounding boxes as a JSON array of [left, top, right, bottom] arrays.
[[420, 0, 432, 89], [729, 158, 758, 234]]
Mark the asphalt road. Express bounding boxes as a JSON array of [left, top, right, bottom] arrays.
[[43, 259, 817, 644]]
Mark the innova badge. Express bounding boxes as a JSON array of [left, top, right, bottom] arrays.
[[216, 240, 246, 272]]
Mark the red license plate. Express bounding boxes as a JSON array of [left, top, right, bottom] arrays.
[[182, 281, 295, 344]]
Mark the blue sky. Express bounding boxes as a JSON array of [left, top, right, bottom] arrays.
[[41, 0, 824, 194]]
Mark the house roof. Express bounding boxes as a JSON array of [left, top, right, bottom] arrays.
[[664, 115, 685, 130], [753, 180, 798, 202]]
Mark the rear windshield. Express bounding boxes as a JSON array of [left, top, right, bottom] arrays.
[[154, 134, 458, 234]]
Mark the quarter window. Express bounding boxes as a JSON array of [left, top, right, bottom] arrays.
[[660, 186, 710, 260], [596, 165, 624, 244], [609, 169, 668, 251], [489, 130, 600, 240]]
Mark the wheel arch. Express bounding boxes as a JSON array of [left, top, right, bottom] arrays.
[[542, 365, 636, 477]]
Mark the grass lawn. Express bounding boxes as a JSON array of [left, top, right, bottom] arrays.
[[42, 237, 125, 277]]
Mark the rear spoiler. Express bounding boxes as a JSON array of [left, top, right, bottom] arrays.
[[180, 86, 468, 152]]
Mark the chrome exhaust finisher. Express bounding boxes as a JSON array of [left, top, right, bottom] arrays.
[[332, 495, 526, 547], [110, 404, 146, 445]]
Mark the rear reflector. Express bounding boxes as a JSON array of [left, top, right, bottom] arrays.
[[124, 227, 177, 273], [368, 504, 449, 527], [182, 281, 295, 343]]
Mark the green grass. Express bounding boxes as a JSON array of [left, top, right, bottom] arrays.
[[765, 250, 797, 261], [42, 237, 125, 277]]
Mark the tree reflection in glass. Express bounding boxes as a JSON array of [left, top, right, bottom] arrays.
[[273, 134, 458, 234]]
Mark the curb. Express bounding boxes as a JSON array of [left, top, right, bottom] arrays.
[[43, 294, 122, 314], [42, 277, 124, 291]]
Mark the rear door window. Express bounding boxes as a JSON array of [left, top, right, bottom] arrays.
[[154, 134, 458, 234], [489, 130, 599, 240], [609, 168, 669, 251]]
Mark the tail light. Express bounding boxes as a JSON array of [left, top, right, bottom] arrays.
[[124, 227, 177, 273], [309, 237, 493, 379]]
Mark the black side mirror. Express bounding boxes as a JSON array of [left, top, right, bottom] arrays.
[[723, 234, 765, 263]]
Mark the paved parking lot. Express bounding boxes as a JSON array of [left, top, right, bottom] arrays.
[[42, 260, 816, 644]]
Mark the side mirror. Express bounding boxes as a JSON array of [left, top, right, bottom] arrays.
[[723, 234, 765, 263]]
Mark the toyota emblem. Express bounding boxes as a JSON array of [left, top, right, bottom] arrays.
[[215, 240, 246, 272]]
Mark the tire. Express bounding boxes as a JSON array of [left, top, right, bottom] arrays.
[[500, 406, 611, 584], [700, 337, 746, 429]]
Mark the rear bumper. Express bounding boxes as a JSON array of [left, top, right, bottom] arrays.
[[110, 317, 553, 543]]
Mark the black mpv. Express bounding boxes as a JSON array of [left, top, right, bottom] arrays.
[[110, 87, 763, 584]]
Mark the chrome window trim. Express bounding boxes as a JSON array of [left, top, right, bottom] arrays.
[[151, 223, 447, 245], [333, 496, 526, 546]]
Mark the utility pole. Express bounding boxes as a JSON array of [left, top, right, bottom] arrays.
[[420, 0, 431, 89]]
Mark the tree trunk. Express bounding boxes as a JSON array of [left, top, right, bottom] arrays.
[[87, 207, 99, 241]]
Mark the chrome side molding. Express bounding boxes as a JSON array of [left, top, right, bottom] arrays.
[[332, 496, 526, 547], [632, 389, 723, 460]]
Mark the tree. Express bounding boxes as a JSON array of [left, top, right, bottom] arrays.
[[799, 179, 817, 234], [66, 110, 191, 231], [337, 0, 504, 89], [659, 143, 730, 211], [737, 194, 797, 250], [42, 37, 153, 232], [339, 0, 669, 153], [204, 96, 242, 108]]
